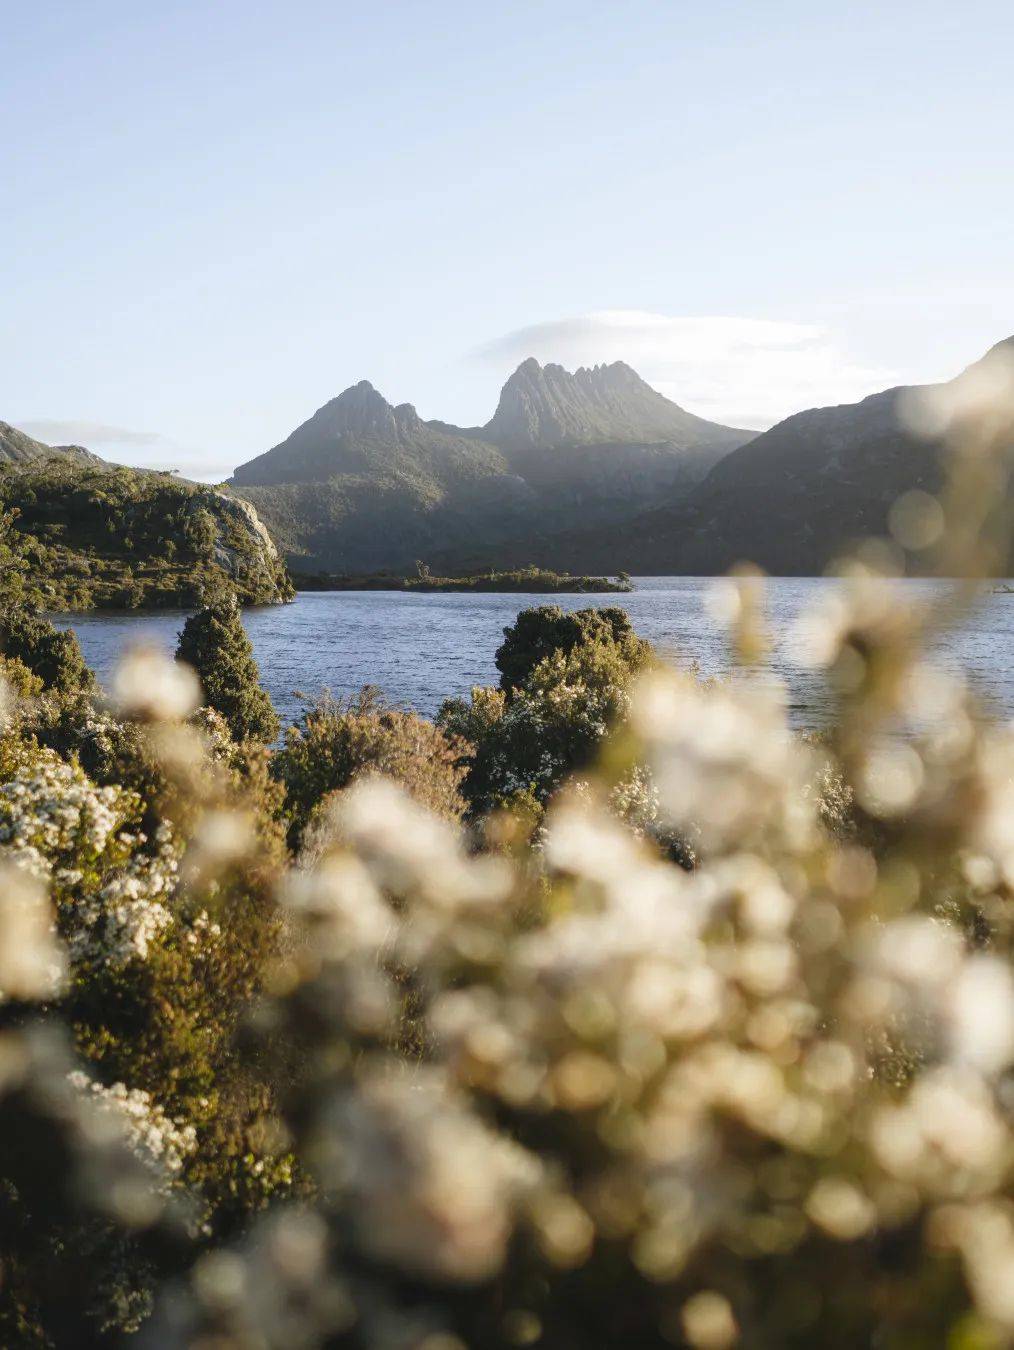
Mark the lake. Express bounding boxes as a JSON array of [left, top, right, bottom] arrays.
[[49, 577, 1014, 732]]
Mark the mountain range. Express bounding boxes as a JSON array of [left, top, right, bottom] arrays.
[[6, 336, 1014, 592], [495, 336, 1014, 577], [229, 359, 753, 572]]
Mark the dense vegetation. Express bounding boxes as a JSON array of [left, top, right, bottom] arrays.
[[1, 373, 1014, 1348], [0, 461, 294, 610], [291, 565, 632, 593]]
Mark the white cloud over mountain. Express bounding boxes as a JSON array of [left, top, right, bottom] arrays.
[[478, 311, 898, 429]]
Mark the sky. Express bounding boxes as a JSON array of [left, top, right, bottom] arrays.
[[3, 0, 1013, 479]]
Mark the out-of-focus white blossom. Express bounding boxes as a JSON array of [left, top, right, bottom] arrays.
[[630, 669, 816, 853], [0, 862, 65, 999], [313, 1068, 541, 1283], [113, 646, 201, 722]]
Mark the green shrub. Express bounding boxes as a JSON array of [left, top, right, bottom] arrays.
[[441, 604, 653, 816], [0, 608, 94, 694], [275, 687, 468, 848], [494, 604, 651, 693], [175, 596, 279, 743]]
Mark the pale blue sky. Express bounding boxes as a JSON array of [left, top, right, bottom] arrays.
[[3, 0, 1012, 477]]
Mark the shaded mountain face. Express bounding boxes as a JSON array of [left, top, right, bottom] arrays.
[[483, 337, 1014, 578], [0, 421, 102, 467], [230, 361, 753, 572], [661, 335, 1014, 576], [232, 382, 509, 489]]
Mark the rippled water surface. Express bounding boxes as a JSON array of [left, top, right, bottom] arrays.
[[50, 578, 1014, 732]]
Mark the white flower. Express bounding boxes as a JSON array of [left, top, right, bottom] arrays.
[[0, 863, 66, 1000]]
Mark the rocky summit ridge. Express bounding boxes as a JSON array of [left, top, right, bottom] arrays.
[[482, 357, 750, 452]]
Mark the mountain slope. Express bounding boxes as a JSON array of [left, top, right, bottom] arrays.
[[232, 381, 510, 488], [501, 337, 1014, 577], [230, 361, 752, 572]]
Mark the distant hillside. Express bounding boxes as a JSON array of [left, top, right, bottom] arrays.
[[486, 337, 1014, 577], [230, 360, 751, 571], [0, 457, 293, 609]]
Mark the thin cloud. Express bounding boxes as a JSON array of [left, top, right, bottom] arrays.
[[14, 419, 233, 482], [15, 418, 166, 448], [476, 310, 898, 429]]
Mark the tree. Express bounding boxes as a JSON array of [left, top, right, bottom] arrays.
[[0, 608, 95, 694], [440, 605, 654, 818], [175, 595, 279, 743], [494, 604, 651, 692]]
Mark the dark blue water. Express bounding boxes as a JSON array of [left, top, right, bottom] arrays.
[[49, 578, 1014, 731]]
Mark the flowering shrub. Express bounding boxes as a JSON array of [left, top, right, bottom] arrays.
[[0, 749, 176, 967]]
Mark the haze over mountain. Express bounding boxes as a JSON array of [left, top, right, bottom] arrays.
[[483, 336, 1014, 578], [230, 359, 752, 572]]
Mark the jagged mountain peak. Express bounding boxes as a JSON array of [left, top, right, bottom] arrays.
[[230, 357, 753, 500], [299, 380, 425, 443], [484, 356, 747, 452]]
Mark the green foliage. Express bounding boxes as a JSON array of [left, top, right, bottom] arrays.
[[439, 604, 653, 817], [0, 608, 95, 694], [494, 603, 652, 692], [0, 461, 294, 611], [293, 564, 632, 593], [0, 653, 44, 698], [176, 597, 280, 743], [275, 687, 468, 848], [441, 636, 645, 816]]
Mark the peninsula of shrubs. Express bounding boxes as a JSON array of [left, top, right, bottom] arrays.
[[0, 460, 294, 610], [291, 563, 633, 593]]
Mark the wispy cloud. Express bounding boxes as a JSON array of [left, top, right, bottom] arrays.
[[15, 419, 165, 448], [13, 420, 234, 482], [477, 310, 898, 429]]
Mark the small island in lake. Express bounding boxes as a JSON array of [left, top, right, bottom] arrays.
[[291, 564, 633, 594]]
